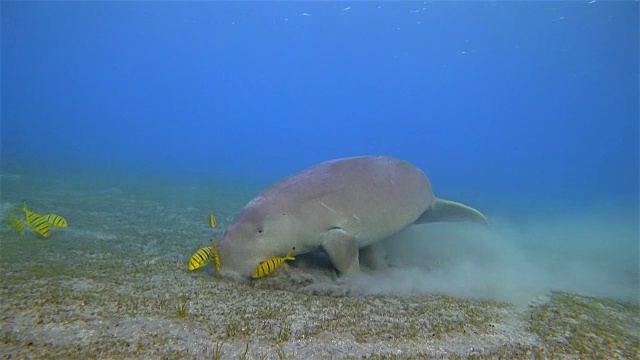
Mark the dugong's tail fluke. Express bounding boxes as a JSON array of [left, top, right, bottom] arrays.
[[415, 198, 489, 226]]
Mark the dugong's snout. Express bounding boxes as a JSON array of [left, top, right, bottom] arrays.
[[218, 220, 278, 279], [217, 237, 256, 279]]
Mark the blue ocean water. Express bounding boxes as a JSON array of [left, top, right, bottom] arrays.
[[1, 3, 640, 357], [1, 2, 638, 298], [2, 1, 637, 201]]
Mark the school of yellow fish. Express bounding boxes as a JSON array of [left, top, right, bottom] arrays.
[[7, 202, 293, 278], [7, 203, 292, 278], [6, 202, 67, 237], [188, 212, 295, 278]]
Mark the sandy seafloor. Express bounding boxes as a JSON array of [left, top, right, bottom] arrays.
[[0, 173, 638, 359]]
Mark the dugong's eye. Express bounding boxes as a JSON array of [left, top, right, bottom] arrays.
[[258, 228, 263, 234]]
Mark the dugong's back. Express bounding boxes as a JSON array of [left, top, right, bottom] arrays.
[[261, 156, 434, 245]]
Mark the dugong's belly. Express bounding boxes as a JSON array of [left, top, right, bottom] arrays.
[[263, 156, 434, 248]]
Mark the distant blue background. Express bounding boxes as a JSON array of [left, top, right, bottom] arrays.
[[2, 1, 638, 212]]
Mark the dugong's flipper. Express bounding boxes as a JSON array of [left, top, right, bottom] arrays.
[[321, 229, 360, 274], [415, 198, 488, 226]]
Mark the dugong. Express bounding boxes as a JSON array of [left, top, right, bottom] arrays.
[[217, 156, 487, 278]]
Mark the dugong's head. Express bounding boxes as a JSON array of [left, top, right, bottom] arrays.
[[217, 199, 296, 278]]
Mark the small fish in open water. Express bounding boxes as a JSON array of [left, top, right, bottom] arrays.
[[252, 247, 295, 279], [209, 214, 216, 228], [210, 243, 220, 271], [15, 202, 50, 237], [188, 243, 220, 271]]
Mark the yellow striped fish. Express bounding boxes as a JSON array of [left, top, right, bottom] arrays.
[[43, 213, 68, 228], [10, 216, 25, 236], [210, 243, 220, 271], [209, 214, 216, 229], [188, 243, 221, 271], [252, 247, 295, 279], [15, 202, 50, 237]]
